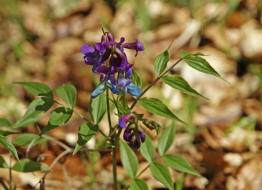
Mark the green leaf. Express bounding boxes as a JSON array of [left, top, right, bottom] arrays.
[[154, 50, 170, 76], [14, 98, 54, 128], [0, 155, 8, 168], [113, 99, 130, 116], [131, 69, 142, 87], [140, 135, 155, 162], [13, 133, 48, 146], [16, 82, 53, 98], [162, 76, 208, 100], [0, 130, 19, 136], [180, 50, 222, 79], [48, 107, 73, 126], [89, 93, 106, 124], [0, 118, 11, 128], [130, 178, 149, 190], [41, 107, 73, 134], [119, 140, 138, 178], [150, 161, 174, 190], [162, 154, 201, 176], [158, 125, 175, 156], [12, 159, 49, 172], [73, 123, 98, 155], [56, 84, 77, 108], [138, 98, 186, 125], [0, 135, 19, 160]]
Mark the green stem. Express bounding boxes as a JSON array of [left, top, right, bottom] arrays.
[[112, 143, 118, 190], [106, 85, 113, 133], [136, 163, 150, 178], [130, 58, 183, 110], [9, 153, 12, 190], [104, 85, 119, 189]]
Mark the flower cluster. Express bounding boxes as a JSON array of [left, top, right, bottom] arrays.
[[81, 32, 144, 99], [119, 114, 145, 148]]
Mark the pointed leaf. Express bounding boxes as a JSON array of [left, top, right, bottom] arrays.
[[131, 69, 142, 87], [48, 107, 73, 126], [12, 159, 49, 172], [113, 99, 130, 116], [41, 107, 73, 134], [56, 84, 77, 108], [14, 98, 54, 128], [0, 135, 18, 159], [150, 161, 174, 190], [180, 51, 221, 78], [162, 154, 201, 176], [0, 155, 8, 168], [0, 118, 11, 128], [0, 130, 19, 136], [138, 98, 186, 125], [130, 178, 149, 190], [13, 133, 48, 146], [154, 50, 170, 76], [119, 140, 138, 178], [158, 125, 175, 156], [162, 76, 208, 100], [89, 93, 106, 124], [16, 82, 53, 98], [73, 123, 98, 155], [140, 135, 155, 162]]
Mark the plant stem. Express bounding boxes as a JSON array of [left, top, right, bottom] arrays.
[[136, 163, 150, 178], [112, 143, 118, 190], [130, 58, 183, 109], [9, 153, 12, 190], [106, 86, 113, 133], [106, 86, 119, 190]]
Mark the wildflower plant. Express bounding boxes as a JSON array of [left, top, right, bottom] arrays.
[[0, 29, 225, 190]]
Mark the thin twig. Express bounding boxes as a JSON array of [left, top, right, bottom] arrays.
[[42, 135, 71, 150], [26, 137, 38, 158], [130, 58, 183, 109], [9, 153, 12, 190], [36, 149, 72, 189], [136, 163, 150, 178]]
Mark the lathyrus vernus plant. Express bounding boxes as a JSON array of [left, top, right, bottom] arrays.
[[0, 29, 225, 190]]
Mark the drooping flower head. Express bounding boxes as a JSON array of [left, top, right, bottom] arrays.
[[81, 31, 144, 98], [123, 125, 146, 149]]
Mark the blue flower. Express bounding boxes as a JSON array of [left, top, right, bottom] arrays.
[[91, 82, 105, 99], [125, 83, 142, 96]]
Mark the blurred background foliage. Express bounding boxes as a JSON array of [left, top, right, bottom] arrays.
[[1, 0, 262, 189]]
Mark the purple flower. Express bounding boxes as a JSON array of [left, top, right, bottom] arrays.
[[119, 114, 134, 128], [123, 126, 135, 141], [81, 31, 144, 98], [123, 40, 144, 56], [122, 124, 146, 148], [138, 129, 145, 142]]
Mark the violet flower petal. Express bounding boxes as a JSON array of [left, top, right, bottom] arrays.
[[119, 115, 134, 128], [81, 45, 95, 54]]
